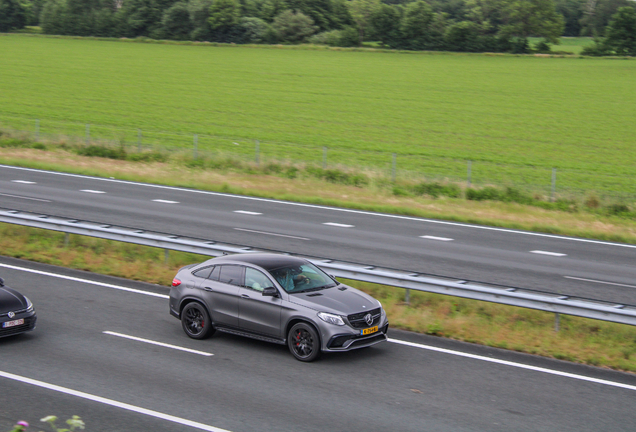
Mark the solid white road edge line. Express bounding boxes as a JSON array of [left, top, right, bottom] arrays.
[[234, 227, 310, 240], [0, 263, 168, 299], [6, 165, 634, 249], [0, 192, 51, 202], [103, 331, 213, 356], [388, 338, 636, 392], [564, 276, 636, 289], [530, 250, 567, 257], [0, 370, 231, 432]]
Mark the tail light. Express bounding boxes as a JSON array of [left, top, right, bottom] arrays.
[[172, 278, 181, 287]]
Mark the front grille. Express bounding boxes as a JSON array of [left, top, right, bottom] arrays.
[[0, 316, 36, 338], [347, 308, 381, 329]]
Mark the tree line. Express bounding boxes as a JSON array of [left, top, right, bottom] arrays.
[[1, 0, 634, 54]]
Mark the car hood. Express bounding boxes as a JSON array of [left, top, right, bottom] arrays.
[[289, 285, 380, 316], [0, 287, 28, 313]]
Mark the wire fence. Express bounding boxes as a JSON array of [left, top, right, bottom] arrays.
[[2, 114, 635, 203]]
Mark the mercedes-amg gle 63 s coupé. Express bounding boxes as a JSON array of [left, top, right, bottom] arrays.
[[0, 277, 37, 338], [169, 254, 388, 361]]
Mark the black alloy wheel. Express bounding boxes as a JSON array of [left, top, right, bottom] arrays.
[[181, 302, 215, 339], [288, 323, 321, 362]]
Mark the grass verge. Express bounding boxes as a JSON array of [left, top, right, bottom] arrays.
[[2, 223, 635, 373]]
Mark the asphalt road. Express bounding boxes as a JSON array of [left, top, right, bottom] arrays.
[[1, 257, 636, 432], [0, 165, 635, 306]]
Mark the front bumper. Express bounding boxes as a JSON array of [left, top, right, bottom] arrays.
[[322, 321, 389, 352], [0, 310, 37, 338]]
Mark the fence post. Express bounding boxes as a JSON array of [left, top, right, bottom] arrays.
[[85, 124, 90, 145], [392, 153, 397, 182], [137, 129, 142, 152], [255, 140, 260, 165], [165, 249, 170, 265], [554, 313, 560, 332], [35, 119, 40, 141], [467, 160, 472, 187], [323, 147, 327, 169], [551, 168, 557, 202], [193, 134, 198, 160]]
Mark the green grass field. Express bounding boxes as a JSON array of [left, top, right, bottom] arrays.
[[1, 34, 635, 198]]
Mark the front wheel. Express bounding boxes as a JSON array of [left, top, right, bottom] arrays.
[[181, 302, 215, 339], [288, 323, 321, 362]]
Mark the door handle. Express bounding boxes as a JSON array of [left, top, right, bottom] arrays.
[[203, 286, 213, 292], [241, 294, 251, 299]]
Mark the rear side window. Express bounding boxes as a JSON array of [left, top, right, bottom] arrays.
[[208, 266, 221, 281], [218, 265, 244, 286], [192, 266, 213, 279]]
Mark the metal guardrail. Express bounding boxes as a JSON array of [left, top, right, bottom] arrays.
[[2, 208, 636, 326]]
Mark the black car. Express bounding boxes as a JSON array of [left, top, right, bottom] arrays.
[[0, 277, 37, 338]]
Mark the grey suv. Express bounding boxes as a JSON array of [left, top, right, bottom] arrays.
[[169, 253, 388, 361]]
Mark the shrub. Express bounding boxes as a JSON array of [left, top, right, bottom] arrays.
[[413, 182, 461, 198], [466, 186, 502, 201], [76, 145, 126, 160]]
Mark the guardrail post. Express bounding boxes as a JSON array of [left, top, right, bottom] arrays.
[[85, 124, 90, 145], [35, 119, 40, 141], [405, 288, 410, 305], [255, 140, 260, 165], [467, 160, 472, 187], [193, 134, 198, 160], [64, 233, 69, 247], [554, 312, 560, 332]]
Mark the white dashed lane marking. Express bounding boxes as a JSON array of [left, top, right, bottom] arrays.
[[234, 210, 262, 215], [11, 180, 36, 184], [103, 331, 213, 356], [530, 250, 567, 257], [564, 276, 636, 289], [420, 235, 454, 241], [234, 228, 310, 241], [80, 190, 106, 194], [323, 222, 354, 228], [152, 199, 179, 204]]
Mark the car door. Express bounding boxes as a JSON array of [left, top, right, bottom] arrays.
[[238, 267, 283, 338], [199, 265, 243, 328]]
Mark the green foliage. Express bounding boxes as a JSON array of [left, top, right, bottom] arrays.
[[604, 6, 636, 56], [76, 145, 126, 160], [412, 182, 461, 198], [272, 9, 317, 43], [306, 167, 368, 186], [240, 16, 271, 43], [309, 25, 358, 46], [369, 3, 401, 48], [208, 0, 241, 30], [345, 0, 379, 44], [0, 0, 27, 32], [499, 0, 565, 44], [444, 20, 485, 52], [160, 2, 193, 40]]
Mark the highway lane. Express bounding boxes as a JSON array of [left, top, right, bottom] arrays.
[[1, 257, 636, 432], [1, 165, 635, 305]]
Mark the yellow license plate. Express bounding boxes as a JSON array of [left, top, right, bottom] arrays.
[[361, 326, 378, 336]]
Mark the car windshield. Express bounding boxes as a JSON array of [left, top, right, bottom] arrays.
[[268, 263, 337, 293]]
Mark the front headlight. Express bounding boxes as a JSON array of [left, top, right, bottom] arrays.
[[317, 312, 345, 326], [25, 297, 34, 312]]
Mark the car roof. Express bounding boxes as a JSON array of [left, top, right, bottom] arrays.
[[206, 253, 309, 271]]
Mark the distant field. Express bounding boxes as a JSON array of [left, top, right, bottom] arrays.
[[528, 37, 594, 54], [1, 35, 635, 197]]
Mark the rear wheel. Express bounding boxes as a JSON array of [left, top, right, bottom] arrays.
[[288, 323, 321, 362], [181, 302, 215, 339]]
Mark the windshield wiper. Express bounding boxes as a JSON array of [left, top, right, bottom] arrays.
[[295, 284, 336, 293]]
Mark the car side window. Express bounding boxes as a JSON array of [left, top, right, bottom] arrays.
[[245, 268, 273, 293], [218, 265, 244, 287], [208, 266, 220, 281], [192, 266, 213, 279]]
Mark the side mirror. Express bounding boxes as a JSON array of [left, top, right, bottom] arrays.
[[0, 277, 4, 287], [262, 287, 279, 297]]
